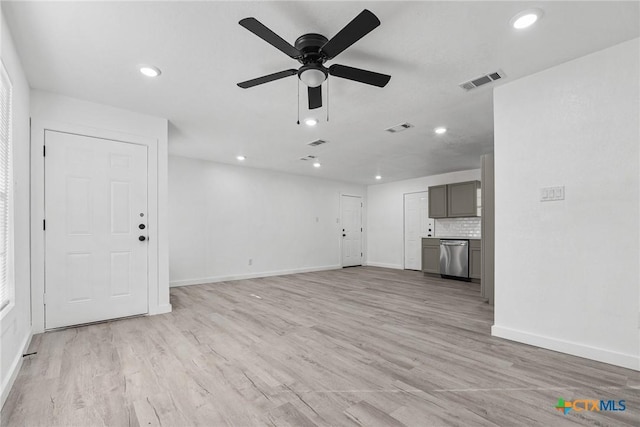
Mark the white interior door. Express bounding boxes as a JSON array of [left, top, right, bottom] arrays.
[[341, 195, 362, 267], [404, 191, 434, 270], [44, 131, 149, 329]]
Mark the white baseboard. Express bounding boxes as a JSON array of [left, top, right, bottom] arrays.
[[170, 264, 342, 287], [1, 330, 33, 409], [148, 303, 172, 315], [364, 262, 404, 270], [491, 325, 640, 371]]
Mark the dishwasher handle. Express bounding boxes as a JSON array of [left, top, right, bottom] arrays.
[[440, 241, 468, 246]]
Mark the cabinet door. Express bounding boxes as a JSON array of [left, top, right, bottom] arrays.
[[469, 247, 482, 279], [422, 245, 440, 274], [428, 185, 447, 218], [448, 181, 479, 217]]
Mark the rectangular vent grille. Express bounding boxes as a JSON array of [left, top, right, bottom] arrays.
[[459, 69, 506, 91], [299, 155, 317, 161], [385, 122, 414, 133], [307, 139, 327, 147]]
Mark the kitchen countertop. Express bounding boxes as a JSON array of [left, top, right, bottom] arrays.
[[422, 237, 481, 240]]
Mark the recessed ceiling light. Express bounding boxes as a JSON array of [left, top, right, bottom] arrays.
[[304, 118, 318, 127], [236, 155, 246, 161], [313, 162, 321, 168], [511, 9, 543, 29], [375, 175, 382, 180], [434, 127, 447, 134], [139, 65, 161, 77]]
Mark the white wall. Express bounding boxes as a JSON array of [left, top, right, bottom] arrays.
[[366, 169, 481, 269], [493, 38, 639, 370], [0, 10, 32, 407], [29, 90, 172, 332], [169, 156, 366, 286]]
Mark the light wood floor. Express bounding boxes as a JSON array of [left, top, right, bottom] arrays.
[[2, 267, 638, 426]]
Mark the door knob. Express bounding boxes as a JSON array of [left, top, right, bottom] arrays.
[[342, 234, 346, 237], [139, 224, 146, 230], [139, 236, 146, 241]]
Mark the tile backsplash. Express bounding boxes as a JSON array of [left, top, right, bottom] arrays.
[[435, 217, 481, 238]]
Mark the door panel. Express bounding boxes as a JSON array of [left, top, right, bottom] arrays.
[[404, 192, 434, 270], [45, 131, 148, 329], [341, 195, 362, 267]]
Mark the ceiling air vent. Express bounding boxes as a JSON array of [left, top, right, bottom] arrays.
[[459, 69, 506, 91], [299, 155, 317, 161], [385, 122, 414, 133], [307, 139, 328, 147]]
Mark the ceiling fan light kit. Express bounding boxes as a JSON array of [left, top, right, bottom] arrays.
[[237, 9, 391, 114], [298, 65, 327, 88]]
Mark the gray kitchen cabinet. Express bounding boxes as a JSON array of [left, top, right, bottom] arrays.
[[448, 181, 480, 217], [469, 239, 481, 279], [428, 185, 448, 218], [421, 238, 440, 274], [428, 181, 480, 218]]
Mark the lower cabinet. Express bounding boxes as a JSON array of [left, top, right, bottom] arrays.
[[469, 239, 481, 279], [421, 238, 440, 274]]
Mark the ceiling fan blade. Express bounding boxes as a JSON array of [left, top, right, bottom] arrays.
[[320, 9, 380, 60], [239, 18, 301, 59], [237, 69, 297, 89], [308, 86, 322, 110], [329, 64, 390, 87]]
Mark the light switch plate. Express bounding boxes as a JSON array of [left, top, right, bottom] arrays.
[[540, 186, 565, 202]]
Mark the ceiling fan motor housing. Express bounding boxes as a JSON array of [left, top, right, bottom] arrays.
[[294, 34, 328, 60]]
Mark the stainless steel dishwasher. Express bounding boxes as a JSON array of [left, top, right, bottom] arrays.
[[439, 239, 469, 280]]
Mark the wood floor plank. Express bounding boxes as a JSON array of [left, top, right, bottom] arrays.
[[2, 267, 639, 426]]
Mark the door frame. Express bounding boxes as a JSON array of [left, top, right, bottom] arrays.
[[339, 193, 364, 267], [31, 120, 161, 332]]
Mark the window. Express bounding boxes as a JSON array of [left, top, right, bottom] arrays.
[[0, 62, 13, 313]]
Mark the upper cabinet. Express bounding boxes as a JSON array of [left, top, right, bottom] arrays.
[[429, 180, 481, 218], [448, 181, 480, 217], [428, 185, 448, 218]]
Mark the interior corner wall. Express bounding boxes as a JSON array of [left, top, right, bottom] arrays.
[[29, 90, 171, 331], [366, 169, 481, 269], [492, 38, 640, 370], [168, 155, 366, 286], [0, 9, 32, 407]]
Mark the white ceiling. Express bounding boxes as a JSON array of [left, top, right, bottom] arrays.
[[3, 1, 639, 185]]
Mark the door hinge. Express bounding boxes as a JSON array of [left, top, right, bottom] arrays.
[[43, 293, 46, 305], [361, 227, 363, 232], [43, 219, 46, 230], [361, 252, 363, 257], [43, 145, 46, 157]]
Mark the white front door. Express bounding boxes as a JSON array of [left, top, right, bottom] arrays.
[[404, 191, 434, 270], [44, 131, 149, 329], [341, 195, 363, 267]]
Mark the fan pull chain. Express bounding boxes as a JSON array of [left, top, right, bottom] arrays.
[[296, 78, 300, 125]]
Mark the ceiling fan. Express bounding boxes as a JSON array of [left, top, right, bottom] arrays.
[[237, 9, 391, 110]]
